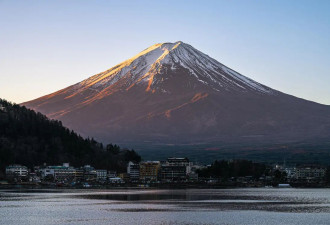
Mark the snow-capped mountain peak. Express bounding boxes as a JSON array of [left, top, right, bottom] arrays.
[[22, 41, 330, 151], [74, 41, 274, 95]]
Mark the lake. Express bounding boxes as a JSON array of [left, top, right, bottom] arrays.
[[1, 188, 330, 225]]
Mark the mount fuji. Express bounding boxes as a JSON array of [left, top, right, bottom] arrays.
[[23, 41, 330, 158]]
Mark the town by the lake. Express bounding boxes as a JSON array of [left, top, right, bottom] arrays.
[[1, 157, 328, 189]]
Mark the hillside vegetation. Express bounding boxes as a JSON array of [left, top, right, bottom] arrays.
[[0, 99, 140, 173]]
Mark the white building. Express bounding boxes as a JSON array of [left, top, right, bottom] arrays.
[[96, 170, 107, 181], [127, 161, 140, 180], [39, 163, 76, 181], [295, 166, 326, 180], [6, 165, 28, 179]]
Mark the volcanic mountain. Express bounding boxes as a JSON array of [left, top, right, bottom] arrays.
[[23, 41, 330, 150]]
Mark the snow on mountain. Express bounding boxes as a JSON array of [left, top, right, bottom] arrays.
[[72, 41, 274, 96]]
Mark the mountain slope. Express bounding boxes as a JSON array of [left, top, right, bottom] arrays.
[[22, 41, 330, 149], [0, 99, 140, 173]]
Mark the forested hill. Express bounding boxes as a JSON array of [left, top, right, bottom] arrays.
[[0, 99, 141, 173]]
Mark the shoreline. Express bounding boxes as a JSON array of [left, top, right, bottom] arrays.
[[1, 183, 329, 190]]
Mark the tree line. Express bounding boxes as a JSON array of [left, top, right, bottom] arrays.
[[0, 99, 141, 176], [197, 159, 268, 179]]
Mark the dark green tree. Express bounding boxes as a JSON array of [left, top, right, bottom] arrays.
[[0, 98, 141, 172]]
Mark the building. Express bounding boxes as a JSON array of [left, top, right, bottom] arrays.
[[39, 163, 76, 181], [161, 158, 192, 181], [96, 170, 107, 181], [284, 167, 296, 180], [118, 173, 130, 181], [75, 168, 84, 181], [166, 157, 190, 166], [127, 161, 140, 180], [140, 161, 161, 181], [161, 164, 186, 181], [5, 165, 28, 181], [28, 172, 41, 183], [107, 170, 117, 179], [82, 165, 97, 181], [295, 166, 326, 181]]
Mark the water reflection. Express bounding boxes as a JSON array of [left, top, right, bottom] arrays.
[[1, 188, 330, 225]]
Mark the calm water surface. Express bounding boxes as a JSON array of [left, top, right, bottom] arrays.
[[1, 188, 330, 225]]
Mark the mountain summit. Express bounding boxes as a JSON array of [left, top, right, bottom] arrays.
[[23, 41, 330, 150], [74, 41, 273, 97]]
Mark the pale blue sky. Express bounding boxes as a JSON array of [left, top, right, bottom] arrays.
[[0, 0, 329, 104]]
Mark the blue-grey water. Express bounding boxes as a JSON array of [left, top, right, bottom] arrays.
[[1, 188, 330, 225]]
